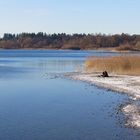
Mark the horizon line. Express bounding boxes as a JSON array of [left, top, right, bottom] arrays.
[[0, 32, 140, 37]]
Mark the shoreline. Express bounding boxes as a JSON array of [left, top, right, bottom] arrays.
[[66, 72, 140, 128], [0, 48, 139, 52]]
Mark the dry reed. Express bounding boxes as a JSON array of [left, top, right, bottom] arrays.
[[85, 55, 140, 75]]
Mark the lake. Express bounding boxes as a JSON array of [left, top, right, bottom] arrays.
[[0, 50, 139, 140]]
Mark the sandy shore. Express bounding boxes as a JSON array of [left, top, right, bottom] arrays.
[[66, 72, 140, 128]]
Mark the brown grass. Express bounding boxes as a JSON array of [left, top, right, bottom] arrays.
[[85, 56, 140, 75], [116, 44, 140, 51]]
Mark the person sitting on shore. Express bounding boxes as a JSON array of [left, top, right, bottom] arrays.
[[101, 71, 109, 77]]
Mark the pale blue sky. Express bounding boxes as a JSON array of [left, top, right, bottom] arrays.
[[0, 0, 140, 36]]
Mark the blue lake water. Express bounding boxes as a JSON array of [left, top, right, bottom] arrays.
[[0, 50, 139, 140]]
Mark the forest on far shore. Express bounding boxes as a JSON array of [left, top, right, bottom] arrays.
[[0, 33, 140, 51]]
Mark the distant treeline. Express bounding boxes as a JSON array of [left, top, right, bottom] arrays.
[[0, 33, 140, 50]]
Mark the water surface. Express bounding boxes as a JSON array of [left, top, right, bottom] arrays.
[[0, 50, 139, 140]]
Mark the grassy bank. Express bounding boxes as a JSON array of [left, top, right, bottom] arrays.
[[85, 56, 140, 75]]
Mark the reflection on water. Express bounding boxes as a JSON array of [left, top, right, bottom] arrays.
[[0, 50, 139, 140], [0, 57, 84, 80]]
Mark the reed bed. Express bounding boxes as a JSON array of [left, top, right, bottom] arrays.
[[85, 55, 140, 75]]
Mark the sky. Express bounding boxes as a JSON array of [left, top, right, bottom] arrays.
[[0, 0, 140, 36]]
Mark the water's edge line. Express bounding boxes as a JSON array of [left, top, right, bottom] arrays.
[[65, 72, 140, 129]]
